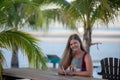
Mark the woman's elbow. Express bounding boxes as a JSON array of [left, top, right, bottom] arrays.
[[87, 71, 93, 77], [87, 73, 93, 77], [84, 70, 93, 77], [83, 73, 92, 77]]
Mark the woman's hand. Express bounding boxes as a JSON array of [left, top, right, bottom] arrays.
[[58, 69, 64, 74], [58, 68, 66, 75], [66, 70, 75, 76]]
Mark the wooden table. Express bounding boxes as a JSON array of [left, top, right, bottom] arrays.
[[2, 68, 107, 80]]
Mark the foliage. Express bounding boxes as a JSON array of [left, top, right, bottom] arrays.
[[0, 0, 52, 78], [0, 0, 69, 72], [58, 0, 120, 52], [0, 50, 4, 80], [0, 29, 47, 69]]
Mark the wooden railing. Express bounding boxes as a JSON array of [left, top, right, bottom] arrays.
[[2, 68, 107, 80]]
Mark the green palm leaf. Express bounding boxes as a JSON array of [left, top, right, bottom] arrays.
[[0, 29, 47, 69]]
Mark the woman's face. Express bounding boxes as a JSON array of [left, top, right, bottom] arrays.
[[70, 39, 80, 52]]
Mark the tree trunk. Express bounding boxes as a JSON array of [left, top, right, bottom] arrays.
[[11, 43, 19, 68], [83, 26, 92, 53]]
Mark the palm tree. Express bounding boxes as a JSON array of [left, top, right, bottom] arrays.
[[35, 0, 120, 53], [0, 0, 50, 67], [0, 48, 4, 79], [0, 0, 70, 68], [0, 1, 71, 78], [59, 0, 120, 52], [0, 29, 47, 79]]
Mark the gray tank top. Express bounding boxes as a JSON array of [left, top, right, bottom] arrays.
[[71, 57, 82, 71]]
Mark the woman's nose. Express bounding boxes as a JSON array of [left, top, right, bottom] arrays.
[[72, 44, 75, 47]]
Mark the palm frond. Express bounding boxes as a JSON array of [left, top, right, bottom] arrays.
[[0, 50, 4, 80], [0, 29, 47, 69]]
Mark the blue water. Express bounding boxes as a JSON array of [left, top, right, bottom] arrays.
[[3, 41, 120, 67], [40, 41, 120, 66]]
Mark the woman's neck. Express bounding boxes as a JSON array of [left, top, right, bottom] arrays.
[[73, 50, 84, 58]]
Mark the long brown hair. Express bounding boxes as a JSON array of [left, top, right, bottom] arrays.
[[59, 34, 86, 69]]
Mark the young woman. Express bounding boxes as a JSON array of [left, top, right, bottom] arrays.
[[58, 34, 93, 77]]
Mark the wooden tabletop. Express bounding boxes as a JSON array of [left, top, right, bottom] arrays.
[[2, 68, 106, 80]]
